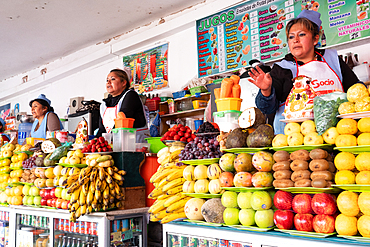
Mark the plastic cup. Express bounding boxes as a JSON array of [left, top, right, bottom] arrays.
[[194, 119, 204, 131]]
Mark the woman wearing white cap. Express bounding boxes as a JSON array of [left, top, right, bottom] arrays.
[[248, 9, 360, 134], [96, 68, 149, 142], [29, 94, 63, 139]]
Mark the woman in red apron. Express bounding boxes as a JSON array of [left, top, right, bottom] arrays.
[[248, 10, 359, 134], [96, 68, 149, 143]]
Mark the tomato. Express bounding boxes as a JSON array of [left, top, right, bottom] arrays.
[[187, 138, 193, 143], [178, 131, 184, 137], [184, 133, 190, 138], [174, 135, 180, 141], [186, 128, 192, 134], [180, 137, 187, 142], [180, 127, 187, 132]]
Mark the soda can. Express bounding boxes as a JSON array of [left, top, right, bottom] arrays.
[[24, 215, 29, 225], [219, 239, 228, 247], [6, 212, 9, 222], [20, 214, 25, 225], [0, 211, 4, 221], [92, 222, 98, 235], [46, 217, 49, 228], [54, 218, 59, 230], [36, 216, 41, 227], [74, 221, 80, 234], [32, 215, 37, 227], [70, 221, 75, 233], [240, 243, 252, 247], [79, 221, 85, 234], [85, 222, 91, 235], [59, 219, 64, 231], [228, 241, 241, 247], [64, 219, 70, 232]]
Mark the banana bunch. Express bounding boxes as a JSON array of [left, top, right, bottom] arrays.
[[66, 154, 126, 222], [148, 146, 189, 224], [156, 146, 182, 166]]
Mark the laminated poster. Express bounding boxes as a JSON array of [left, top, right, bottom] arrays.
[[197, 0, 370, 78], [122, 43, 168, 93]]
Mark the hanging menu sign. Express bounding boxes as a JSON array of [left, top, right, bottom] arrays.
[[197, 0, 370, 78]]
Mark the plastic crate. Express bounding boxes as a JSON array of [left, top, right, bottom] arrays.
[[189, 86, 208, 95], [192, 100, 208, 109], [145, 99, 160, 111], [172, 90, 189, 99]]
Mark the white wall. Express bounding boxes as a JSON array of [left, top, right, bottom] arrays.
[[1, 0, 370, 119]]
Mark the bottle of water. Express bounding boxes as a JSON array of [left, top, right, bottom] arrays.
[[18, 122, 32, 144]]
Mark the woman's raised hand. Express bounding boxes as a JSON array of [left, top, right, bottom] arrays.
[[247, 66, 273, 97]]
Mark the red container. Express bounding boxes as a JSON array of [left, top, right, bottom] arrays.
[[70, 221, 75, 233], [85, 222, 91, 235], [145, 99, 160, 111], [64, 219, 70, 232], [59, 219, 64, 231], [74, 221, 80, 233], [139, 155, 161, 207], [92, 223, 98, 235], [79, 221, 85, 234]]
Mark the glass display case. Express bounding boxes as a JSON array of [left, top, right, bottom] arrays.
[[0, 206, 147, 247]]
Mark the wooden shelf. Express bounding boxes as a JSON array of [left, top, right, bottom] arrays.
[[159, 92, 211, 104], [160, 108, 205, 118]]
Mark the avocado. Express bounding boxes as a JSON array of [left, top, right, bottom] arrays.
[[225, 128, 248, 149], [246, 124, 274, 147]]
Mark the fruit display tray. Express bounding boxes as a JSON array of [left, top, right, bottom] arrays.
[[333, 145, 370, 154], [227, 225, 275, 232], [337, 235, 370, 243], [221, 147, 269, 153], [274, 229, 336, 238], [276, 187, 341, 194], [56, 163, 88, 168], [14, 151, 33, 155], [183, 193, 221, 198], [181, 158, 220, 165], [332, 184, 370, 192], [279, 117, 314, 123], [270, 144, 333, 153], [222, 187, 273, 192], [183, 219, 224, 227], [337, 111, 370, 119]]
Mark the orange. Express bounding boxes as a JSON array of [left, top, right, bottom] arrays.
[[335, 170, 356, 185], [358, 215, 370, 237], [334, 152, 355, 170], [358, 118, 370, 133], [335, 134, 357, 147], [355, 153, 370, 171], [336, 118, 358, 135], [337, 191, 359, 217], [359, 192, 370, 215], [356, 171, 370, 185], [335, 214, 358, 236]]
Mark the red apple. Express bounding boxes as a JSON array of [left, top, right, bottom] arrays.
[[41, 198, 48, 206], [274, 190, 293, 210], [292, 194, 312, 214], [44, 189, 51, 199], [313, 214, 335, 233], [219, 172, 234, 187], [50, 188, 56, 198], [61, 200, 69, 210], [274, 210, 294, 230], [47, 198, 52, 207], [294, 213, 314, 232], [311, 193, 337, 215], [40, 189, 46, 198], [55, 198, 63, 209], [50, 198, 57, 207]]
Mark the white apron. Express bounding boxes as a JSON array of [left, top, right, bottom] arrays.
[[102, 90, 149, 143], [274, 52, 344, 134]]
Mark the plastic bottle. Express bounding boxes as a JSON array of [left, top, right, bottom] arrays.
[[321, 30, 326, 47], [18, 122, 32, 144]]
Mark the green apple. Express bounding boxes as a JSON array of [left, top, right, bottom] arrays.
[[251, 191, 272, 210], [223, 207, 240, 225], [221, 191, 238, 208], [29, 187, 40, 197], [65, 191, 71, 201], [33, 196, 42, 206], [254, 209, 274, 228], [61, 189, 67, 200], [237, 192, 253, 209], [54, 187, 63, 198], [27, 196, 34, 205], [23, 195, 30, 205], [239, 208, 255, 226], [22, 185, 31, 196]]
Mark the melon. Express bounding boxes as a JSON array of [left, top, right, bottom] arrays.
[[184, 198, 206, 220]]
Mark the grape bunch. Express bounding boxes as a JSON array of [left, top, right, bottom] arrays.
[[196, 122, 220, 134], [179, 136, 222, 160], [22, 156, 36, 169]]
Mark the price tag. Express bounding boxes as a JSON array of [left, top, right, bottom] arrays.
[[252, 52, 260, 59], [286, 12, 295, 20], [251, 29, 259, 35], [251, 34, 259, 41], [250, 11, 257, 18], [251, 22, 258, 29], [286, 6, 294, 13], [350, 32, 361, 40], [285, 0, 294, 7], [252, 46, 260, 53], [252, 40, 259, 47]]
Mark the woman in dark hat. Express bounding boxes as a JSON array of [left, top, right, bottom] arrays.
[[29, 94, 63, 139]]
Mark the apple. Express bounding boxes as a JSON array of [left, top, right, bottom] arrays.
[[54, 187, 63, 198], [61, 189, 68, 200], [27, 196, 34, 205], [223, 207, 240, 225], [294, 213, 314, 232], [221, 191, 238, 208], [23, 195, 29, 205], [40, 189, 46, 198], [50, 188, 56, 198], [292, 194, 312, 214], [61, 200, 69, 210], [273, 210, 294, 230], [29, 187, 40, 197], [55, 198, 63, 209], [274, 190, 293, 210], [65, 191, 71, 201], [311, 193, 337, 215], [33, 196, 42, 206], [43, 189, 51, 199], [237, 192, 253, 209], [255, 209, 274, 228], [251, 191, 272, 210], [50, 198, 57, 207], [41, 198, 48, 206], [45, 179, 54, 188], [313, 214, 335, 233], [239, 209, 255, 226], [47, 198, 52, 207], [22, 185, 31, 196]]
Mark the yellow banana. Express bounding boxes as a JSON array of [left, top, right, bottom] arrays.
[[157, 177, 169, 188], [166, 185, 183, 195], [96, 179, 102, 191], [82, 183, 89, 195], [71, 187, 81, 204], [86, 154, 101, 160], [112, 172, 124, 181], [96, 155, 112, 163], [166, 197, 189, 213], [169, 150, 182, 161], [87, 190, 94, 206], [150, 202, 165, 214], [161, 212, 187, 224], [94, 189, 102, 201], [98, 167, 106, 181], [166, 169, 184, 182], [150, 168, 175, 183], [105, 166, 114, 176], [162, 178, 186, 192], [109, 194, 115, 204], [114, 182, 120, 196], [103, 198, 109, 206], [63, 174, 78, 188], [70, 211, 76, 223], [157, 154, 169, 165], [115, 201, 122, 208], [117, 180, 124, 186], [98, 160, 113, 168], [150, 208, 168, 222], [109, 185, 116, 198], [61, 167, 70, 176], [80, 166, 92, 180], [79, 190, 86, 205], [86, 205, 93, 214], [101, 179, 107, 191], [75, 206, 81, 219], [148, 187, 165, 199], [103, 187, 110, 200], [157, 193, 172, 201], [90, 167, 98, 181], [70, 202, 80, 212], [90, 180, 96, 193], [117, 170, 126, 176], [163, 193, 187, 208], [67, 182, 80, 194], [106, 173, 113, 184], [80, 204, 87, 216], [91, 197, 98, 210]]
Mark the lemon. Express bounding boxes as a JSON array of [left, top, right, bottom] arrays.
[[359, 192, 370, 215], [356, 171, 370, 185], [335, 214, 358, 236], [336, 118, 358, 135], [337, 191, 360, 217], [335, 170, 356, 185], [358, 215, 370, 237], [334, 152, 356, 170], [358, 117, 370, 133], [356, 153, 370, 171]]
